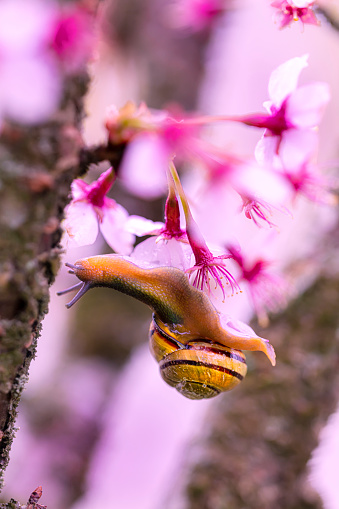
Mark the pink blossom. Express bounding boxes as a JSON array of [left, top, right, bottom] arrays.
[[271, 0, 319, 29], [127, 183, 192, 270], [232, 56, 330, 169], [241, 197, 277, 228], [227, 245, 288, 326], [105, 102, 167, 145], [105, 102, 201, 199], [127, 213, 191, 271], [50, 5, 95, 73], [281, 159, 335, 204], [127, 185, 187, 242], [186, 244, 240, 301], [189, 145, 291, 229], [169, 161, 240, 301], [64, 168, 135, 255]]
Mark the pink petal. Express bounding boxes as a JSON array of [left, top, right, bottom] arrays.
[[71, 179, 89, 200], [286, 82, 330, 128], [271, 0, 284, 6], [300, 9, 319, 25], [219, 314, 260, 339], [100, 203, 135, 255], [279, 129, 318, 169], [120, 134, 169, 199], [233, 163, 291, 205], [64, 201, 99, 246], [268, 55, 308, 108]]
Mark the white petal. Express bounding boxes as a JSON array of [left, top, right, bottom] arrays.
[[286, 82, 330, 128], [268, 55, 308, 108], [100, 204, 135, 255], [131, 237, 192, 271], [64, 202, 99, 246], [292, 0, 313, 7], [219, 314, 259, 339], [263, 100, 273, 114], [125, 215, 164, 236], [120, 134, 169, 199], [71, 179, 88, 200]]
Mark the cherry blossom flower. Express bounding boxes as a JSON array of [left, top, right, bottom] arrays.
[[128, 177, 192, 271], [186, 243, 239, 301], [105, 102, 201, 199], [281, 159, 336, 204], [231, 55, 330, 169], [227, 245, 288, 326], [241, 197, 277, 228], [63, 167, 135, 255], [105, 102, 165, 145], [50, 5, 95, 73], [184, 143, 291, 233], [169, 161, 240, 301], [271, 0, 319, 29]]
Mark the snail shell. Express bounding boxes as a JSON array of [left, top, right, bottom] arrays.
[[149, 315, 247, 399]]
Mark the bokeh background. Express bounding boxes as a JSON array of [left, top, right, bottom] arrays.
[[2, 1, 339, 508]]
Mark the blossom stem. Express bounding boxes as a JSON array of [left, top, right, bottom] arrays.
[[180, 113, 271, 128]]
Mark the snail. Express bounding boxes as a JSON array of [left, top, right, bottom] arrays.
[[58, 254, 275, 399]]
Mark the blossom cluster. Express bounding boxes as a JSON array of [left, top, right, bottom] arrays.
[[271, 0, 319, 29], [0, 0, 94, 126], [63, 54, 332, 325]]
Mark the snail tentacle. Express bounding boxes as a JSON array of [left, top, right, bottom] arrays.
[[57, 282, 84, 296], [57, 281, 93, 309]]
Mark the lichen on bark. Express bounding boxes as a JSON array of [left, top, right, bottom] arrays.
[[0, 71, 90, 498]]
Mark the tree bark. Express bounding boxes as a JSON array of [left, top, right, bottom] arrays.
[[0, 72, 89, 500], [183, 251, 339, 509]]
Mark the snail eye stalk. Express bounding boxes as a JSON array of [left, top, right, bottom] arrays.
[[57, 281, 92, 309]]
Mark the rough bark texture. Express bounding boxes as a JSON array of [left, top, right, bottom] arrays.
[[183, 264, 339, 508], [0, 72, 89, 504], [103, 0, 214, 110]]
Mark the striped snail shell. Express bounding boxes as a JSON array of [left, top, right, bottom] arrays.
[[149, 315, 247, 399]]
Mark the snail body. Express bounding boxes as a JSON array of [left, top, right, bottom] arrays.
[[58, 254, 275, 399]]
